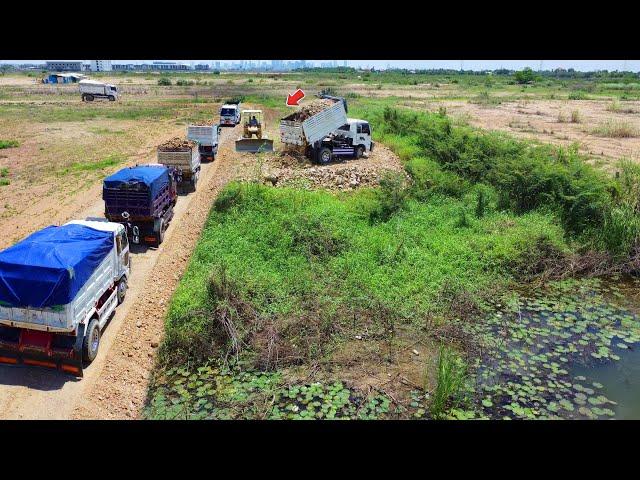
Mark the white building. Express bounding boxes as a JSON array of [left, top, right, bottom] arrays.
[[90, 60, 112, 72]]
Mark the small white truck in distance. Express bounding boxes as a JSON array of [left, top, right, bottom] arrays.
[[220, 102, 241, 126], [79, 79, 119, 101], [0, 220, 130, 376], [187, 123, 220, 161]]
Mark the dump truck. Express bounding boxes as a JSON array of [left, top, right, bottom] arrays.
[[157, 138, 201, 193], [0, 220, 131, 376], [79, 79, 118, 101], [235, 110, 274, 153], [187, 123, 220, 162], [220, 101, 241, 126], [103, 164, 177, 247], [280, 95, 372, 163]]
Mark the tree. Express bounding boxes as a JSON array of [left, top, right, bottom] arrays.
[[514, 67, 536, 84], [0, 65, 12, 76]]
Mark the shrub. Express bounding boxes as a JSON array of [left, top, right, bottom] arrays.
[[157, 77, 172, 86], [514, 67, 537, 84], [370, 171, 409, 222], [0, 139, 19, 149]]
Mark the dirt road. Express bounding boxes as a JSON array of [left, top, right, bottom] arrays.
[[0, 124, 242, 419]]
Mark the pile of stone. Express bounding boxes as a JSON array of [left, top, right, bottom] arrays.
[[158, 138, 197, 152]]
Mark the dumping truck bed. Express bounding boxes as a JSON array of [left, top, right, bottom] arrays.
[[280, 99, 347, 147]]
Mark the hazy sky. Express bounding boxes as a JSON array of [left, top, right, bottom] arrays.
[[2, 60, 640, 72]]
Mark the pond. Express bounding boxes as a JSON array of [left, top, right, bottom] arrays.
[[462, 276, 640, 420]]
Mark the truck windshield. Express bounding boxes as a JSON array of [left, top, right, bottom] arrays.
[[221, 108, 235, 116]]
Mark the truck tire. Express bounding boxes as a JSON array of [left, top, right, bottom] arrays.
[[81, 94, 86, 102], [108, 95, 115, 101], [117, 277, 127, 304], [355, 146, 365, 159], [85, 94, 94, 102], [317, 147, 332, 165], [83, 318, 100, 364], [154, 219, 165, 247]]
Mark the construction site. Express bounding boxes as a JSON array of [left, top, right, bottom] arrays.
[[1, 64, 640, 420]]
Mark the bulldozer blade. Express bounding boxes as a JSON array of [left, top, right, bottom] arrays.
[[235, 138, 274, 153]]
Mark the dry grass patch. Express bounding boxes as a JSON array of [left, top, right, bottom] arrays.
[[592, 119, 639, 138]]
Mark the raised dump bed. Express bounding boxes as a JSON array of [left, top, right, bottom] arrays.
[[280, 98, 347, 147], [157, 138, 201, 192]]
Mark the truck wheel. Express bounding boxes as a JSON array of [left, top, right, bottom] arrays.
[[81, 94, 86, 102], [86, 94, 94, 102], [154, 219, 165, 247], [317, 147, 332, 165], [108, 95, 115, 101], [355, 146, 365, 159], [83, 318, 100, 364], [117, 277, 127, 304]]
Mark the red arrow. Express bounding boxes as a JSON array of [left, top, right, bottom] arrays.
[[286, 88, 305, 106]]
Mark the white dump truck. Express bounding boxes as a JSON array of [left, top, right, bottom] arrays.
[[187, 123, 220, 161], [79, 79, 119, 101], [220, 101, 241, 126], [0, 220, 130, 376], [280, 95, 373, 164], [157, 138, 201, 193]]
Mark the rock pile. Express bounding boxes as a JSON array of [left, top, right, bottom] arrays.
[[158, 137, 197, 151]]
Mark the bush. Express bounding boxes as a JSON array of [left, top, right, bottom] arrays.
[[0, 139, 19, 149], [157, 77, 172, 86], [514, 67, 537, 84], [369, 171, 410, 222], [364, 106, 634, 252]]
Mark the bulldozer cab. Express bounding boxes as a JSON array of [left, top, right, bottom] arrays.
[[242, 110, 263, 133], [236, 109, 274, 153]]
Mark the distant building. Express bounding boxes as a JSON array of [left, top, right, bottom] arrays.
[[144, 61, 192, 71], [195, 64, 210, 71], [90, 60, 112, 72], [46, 61, 84, 72]]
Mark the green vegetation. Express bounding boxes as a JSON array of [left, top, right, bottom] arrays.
[[0, 139, 19, 149], [58, 154, 126, 175], [157, 77, 172, 86], [592, 119, 638, 138], [0, 167, 9, 186], [430, 344, 469, 418]]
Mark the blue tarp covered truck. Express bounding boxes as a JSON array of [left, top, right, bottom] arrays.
[[0, 220, 131, 376], [103, 164, 177, 247]]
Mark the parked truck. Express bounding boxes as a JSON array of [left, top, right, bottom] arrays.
[[279, 95, 373, 164], [0, 220, 131, 376], [187, 123, 220, 162], [79, 79, 119, 101], [220, 101, 241, 126], [103, 165, 177, 248], [157, 138, 201, 193]]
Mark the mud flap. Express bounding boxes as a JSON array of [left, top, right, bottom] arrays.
[[0, 326, 84, 377]]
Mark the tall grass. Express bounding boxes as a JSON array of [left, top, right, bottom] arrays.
[[357, 105, 640, 257], [592, 119, 638, 138], [430, 344, 468, 419]]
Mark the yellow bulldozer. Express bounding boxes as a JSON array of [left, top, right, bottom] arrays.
[[235, 109, 274, 153]]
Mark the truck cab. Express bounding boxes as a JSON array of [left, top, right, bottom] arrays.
[[220, 103, 241, 126], [333, 119, 374, 157]]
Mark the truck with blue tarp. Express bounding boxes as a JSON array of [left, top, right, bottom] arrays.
[[103, 164, 177, 247], [0, 220, 131, 376]]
